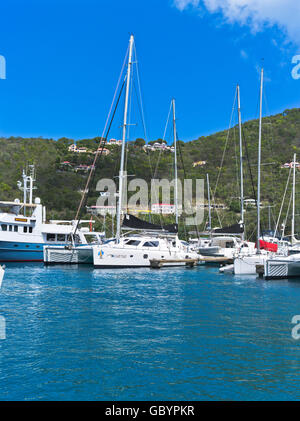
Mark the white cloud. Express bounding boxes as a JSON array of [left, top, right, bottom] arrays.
[[240, 49, 248, 60], [173, 0, 300, 46], [174, 0, 200, 11]]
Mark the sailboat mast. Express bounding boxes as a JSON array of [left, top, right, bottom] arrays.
[[207, 174, 211, 232], [257, 68, 264, 254], [116, 35, 134, 242], [237, 85, 244, 240], [292, 153, 296, 243], [172, 99, 179, 225]]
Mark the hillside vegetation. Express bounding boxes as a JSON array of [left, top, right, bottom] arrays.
[[1, 107, 300, 240]]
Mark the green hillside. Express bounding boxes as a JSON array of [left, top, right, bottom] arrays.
[[1, 107, 300, 240]]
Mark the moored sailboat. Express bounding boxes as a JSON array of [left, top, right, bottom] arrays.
[[232, 69, 282, 275], [194, 85, 256, 263], [263, 154, 300, 279], [93, 36, 199, 268]]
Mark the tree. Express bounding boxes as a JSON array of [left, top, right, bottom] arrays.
[[134, 138, 146, 147]]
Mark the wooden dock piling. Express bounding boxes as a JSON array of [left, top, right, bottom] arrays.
[[198, 256, 233, 264], [150, 258, 198, 269], [149, 256, 233, 269], [256, 264, 264, 277]]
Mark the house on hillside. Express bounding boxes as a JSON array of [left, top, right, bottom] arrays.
[[68, 144, 90, 153], [76, 147, 89, 153], [193, 160, 207, 168], [87, 205, 116, 216], [108, 138, 122, 146], [74, 164, 95, 173], [281, 161, 300, 169], [93, 147, 110, 156], [244, 199, 256, 207], [143, 144, 155, 152], [68, 144, 77, 152], [143, 142, 173, 152], [151, 203, 182, 215]]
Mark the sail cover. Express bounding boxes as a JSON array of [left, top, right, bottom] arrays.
[[213, 222, 244, 234], [122, 214, 178, 233], [255, 240, 278, 253]]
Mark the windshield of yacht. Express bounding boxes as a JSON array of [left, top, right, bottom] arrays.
[[103, 238, 116, 245], [142, 241, 159, 247], [84, 233, 101, 244], [124, 240, 141, 246]]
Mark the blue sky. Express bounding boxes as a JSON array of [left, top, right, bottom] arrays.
[[0, 0, 300, 143]]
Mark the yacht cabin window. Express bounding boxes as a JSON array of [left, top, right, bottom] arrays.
[[14, 226, 18, 232], [1, 224, 7, 231], [46, 233, 56, 241], [57, 234, 66, 242], [142, 241, 159, 247], [225, 241, 234, 248], [125, 240, 141, 246], [66, 234, 81, 244]]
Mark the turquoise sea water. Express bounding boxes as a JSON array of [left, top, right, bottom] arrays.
[[1, 263, 300, 401]]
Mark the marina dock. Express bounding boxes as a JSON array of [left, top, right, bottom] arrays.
[[150, 258, 199, 268], [150, 256, 233, 268], [199, 256, 233, 264]]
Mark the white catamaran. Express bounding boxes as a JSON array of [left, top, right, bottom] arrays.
[[93, 35, 199, 268]]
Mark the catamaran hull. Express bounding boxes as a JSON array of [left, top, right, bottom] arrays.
[[264, 259, 300, 280], [93, 246, 199, 268], [94, 262, 194, 268], [43, 246, 93, 264], [234, 255, 268, 275], [94, 258, 198, 268]]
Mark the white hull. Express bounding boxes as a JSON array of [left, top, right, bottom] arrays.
[[264, 253, 300, 280], [219, 264, 234, 273], [93, 235, 199, 268], [234, 254, 269, 275], [0, 265, 5, 288], [44, 245, 93, 264], [197, 237, 256, 260], [198, 246, 221, 256]]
